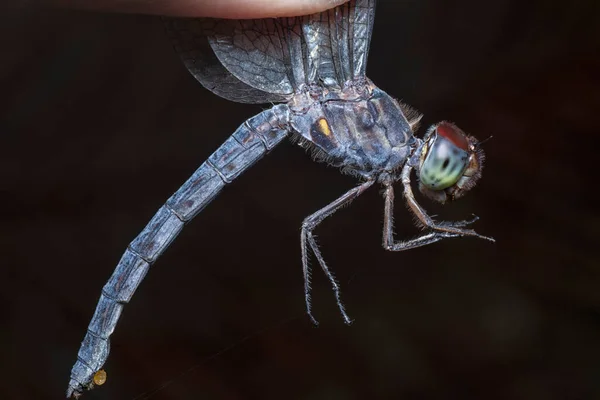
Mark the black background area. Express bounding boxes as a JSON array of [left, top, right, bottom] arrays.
[[1, 1, 599, 399]]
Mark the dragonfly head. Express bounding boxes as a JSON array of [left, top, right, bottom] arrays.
[[416, 122, 485, 204]]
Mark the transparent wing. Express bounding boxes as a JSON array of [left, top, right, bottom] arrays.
[[164, 18, 289, 104], [164, 0, 376, 103], [301, 0, 376, 89]]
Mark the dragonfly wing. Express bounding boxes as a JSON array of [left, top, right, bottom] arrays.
[[166, 0, 376, 101], [201, 17, 299, 96], [164, 18, 290, 104], [302, 0, 376, 89], [205, 0, 376, 92], [348, 0, 377, 79]]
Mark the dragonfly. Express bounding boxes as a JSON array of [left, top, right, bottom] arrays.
[[67, 0, 493, 397]]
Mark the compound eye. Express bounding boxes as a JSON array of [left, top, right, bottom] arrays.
[[419, 123, 470, 190]]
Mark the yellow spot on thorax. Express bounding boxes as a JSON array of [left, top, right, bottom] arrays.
[[93, 370, 107, 386], [317, 118, 331, 136]]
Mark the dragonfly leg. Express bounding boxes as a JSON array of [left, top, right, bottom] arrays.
[[301, 180, 375, 325], [382, 182, 461, 251], [398, 163, 495, 243]]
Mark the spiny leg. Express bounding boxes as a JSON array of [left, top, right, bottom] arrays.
[[301, 180, 375, 325], [383, 182, 461, 251], [400, 163, 495, 242]]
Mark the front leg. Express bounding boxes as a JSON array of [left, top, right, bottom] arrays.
[[383, 183, 464, 251], [301, 180, 375, 326], [399, 163, 494, 242]]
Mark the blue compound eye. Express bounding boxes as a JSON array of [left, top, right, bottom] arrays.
[[419, 122, 470, 191]]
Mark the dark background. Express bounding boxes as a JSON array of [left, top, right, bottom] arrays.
[[1, 1, 599, 399]]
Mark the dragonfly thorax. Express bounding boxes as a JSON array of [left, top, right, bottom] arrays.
[[290, 86, 418, 178]]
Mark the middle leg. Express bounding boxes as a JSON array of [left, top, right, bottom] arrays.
[[383, 182, 465, 251], [399, 163, 495, 242]]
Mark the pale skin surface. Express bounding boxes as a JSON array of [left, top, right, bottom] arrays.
[[52, 0, 350, 18]]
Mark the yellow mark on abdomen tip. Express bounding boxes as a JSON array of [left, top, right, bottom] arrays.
[[93, 370, 107, 386]]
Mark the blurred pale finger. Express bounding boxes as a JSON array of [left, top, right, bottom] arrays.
[[52, 0, 350, 18]]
